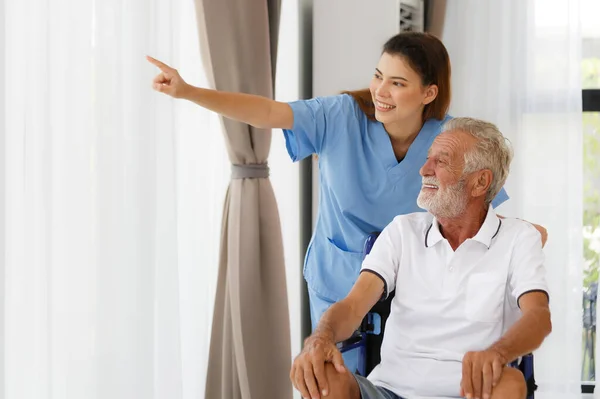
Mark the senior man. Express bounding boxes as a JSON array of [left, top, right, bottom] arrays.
[[290, 117, 551, 399]]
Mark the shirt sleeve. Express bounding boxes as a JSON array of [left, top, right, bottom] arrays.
[[508, 222, 550, 307], [282, 94, 353, 162], [360, 218, 403, 300], [491, 187, 510, 208]]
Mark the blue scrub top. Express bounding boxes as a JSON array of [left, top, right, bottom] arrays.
[[283, 94, 509, 302]]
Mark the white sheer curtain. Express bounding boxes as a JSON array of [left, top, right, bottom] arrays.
[[1, 0, 231, 397], [442, 0, 583, 397]]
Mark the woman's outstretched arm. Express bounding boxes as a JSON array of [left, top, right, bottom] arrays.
[[147, 56, 293, 129]]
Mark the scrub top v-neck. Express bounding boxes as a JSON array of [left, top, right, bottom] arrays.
[[283, 94, 509, 302]]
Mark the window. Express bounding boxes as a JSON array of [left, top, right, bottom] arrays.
[[581, 0, 600, 392]]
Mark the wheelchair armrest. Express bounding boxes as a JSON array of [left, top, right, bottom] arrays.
[[510, 353, 534, 379], [338, 332, 366, 353], [510, 353, 536, 398], [519, 353, 535, 381]]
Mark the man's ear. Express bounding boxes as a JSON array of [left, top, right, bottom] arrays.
[[423, 85, 438, 105], [471, 170, 493, 199]]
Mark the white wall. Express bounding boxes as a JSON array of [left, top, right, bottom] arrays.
[[313, 0, 400, 96]]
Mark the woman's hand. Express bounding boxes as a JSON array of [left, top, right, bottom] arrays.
[[147, 56, 191, 99], [290, 334, 346, 399], [497, 215, 548, 247], [530, 223, 548, 247]]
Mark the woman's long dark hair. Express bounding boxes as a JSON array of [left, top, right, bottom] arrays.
[[344, 32, 451, 122]]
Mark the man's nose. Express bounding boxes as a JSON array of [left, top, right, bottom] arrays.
[[420, 158, 434, 176]]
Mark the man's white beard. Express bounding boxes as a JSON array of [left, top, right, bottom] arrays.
[[417, 178, 468, 218]]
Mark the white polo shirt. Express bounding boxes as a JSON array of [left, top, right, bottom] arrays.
[[361, 206, 549, 399]]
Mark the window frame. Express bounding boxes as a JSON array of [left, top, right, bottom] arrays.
[[584, 89, 600, 112], [582, 88, 600, 394]]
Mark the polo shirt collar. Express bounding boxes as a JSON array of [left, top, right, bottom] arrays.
[[425, 206, 502, 249], [424, 219, 444, 248], [471, 206, 502, 248]]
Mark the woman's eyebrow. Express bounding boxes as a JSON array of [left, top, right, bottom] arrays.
[[375, 68, 408, 82]]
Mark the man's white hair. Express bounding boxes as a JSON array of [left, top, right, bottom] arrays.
[[442, 117, 514, 204]]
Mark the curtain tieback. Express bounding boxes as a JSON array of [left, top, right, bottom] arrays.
[[231, 163, 269, 179]]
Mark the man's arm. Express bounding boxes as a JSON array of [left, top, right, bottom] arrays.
[[291, 220, 402, 399], [460, 293, 552, 399], [313, 271, 385, 344], [489, 291, 552, 362], [462, 223, 550, 399], [290, 272, 384, 399]]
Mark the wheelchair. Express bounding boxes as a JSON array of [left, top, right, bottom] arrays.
[[338, 233, 537, 399]]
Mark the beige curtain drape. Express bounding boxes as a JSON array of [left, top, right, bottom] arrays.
[[194, 1, 292, 398]]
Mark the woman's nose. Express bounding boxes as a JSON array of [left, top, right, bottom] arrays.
[[376, 82, 390, 98]]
